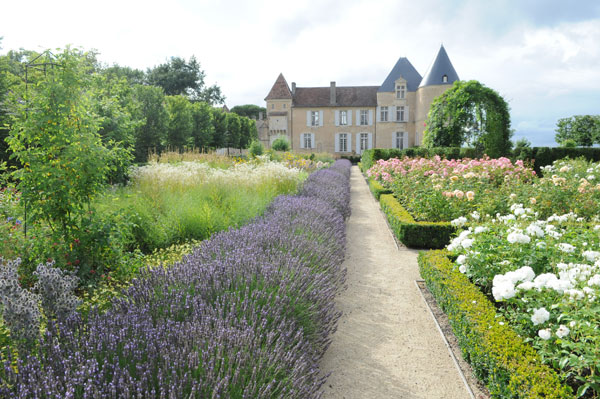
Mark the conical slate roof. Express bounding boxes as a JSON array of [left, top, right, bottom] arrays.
[[419, 45, 459, 88], [264, 73, 293, 100], [378, 57, 422, 93]]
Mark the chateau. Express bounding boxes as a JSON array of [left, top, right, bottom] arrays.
[[260, 45, 459, 155]]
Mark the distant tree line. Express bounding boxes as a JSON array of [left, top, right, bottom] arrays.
[[555, 115, 600, 147], [0, 42, 259, 165]]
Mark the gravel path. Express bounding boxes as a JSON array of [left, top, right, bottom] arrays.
[[320, 166, 471, 399]]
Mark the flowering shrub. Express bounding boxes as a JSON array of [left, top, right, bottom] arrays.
[[367, 156, 535, 222], [448, 205, 600, 397], [0, 160, 351, 398]]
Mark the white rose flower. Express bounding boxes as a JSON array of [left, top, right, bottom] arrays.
[[474, 226, 488, 234], [451, 216, 468, 227], [456, 255, 467, 265], [557, 243, 575, 253], [459, 265, 467, 274], [461, 239, 474, 249], [507, 231, 531, 244], [556, 325, 570, 338], [531, 307, 550, 325], [538, 329, 552, 340], [582, 251, 600, 262]]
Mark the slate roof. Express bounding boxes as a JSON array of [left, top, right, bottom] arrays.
[[378, 57, 423, 92], [293, 86, 378, 107], [265, 73, 293, 100], [419, 45, 459, 88]]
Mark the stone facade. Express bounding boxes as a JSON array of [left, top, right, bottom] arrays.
[[262, 45, 459, 155]]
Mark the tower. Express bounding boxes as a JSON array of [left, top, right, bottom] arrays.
[[264, 73, 293, 147], [415, 45, 459, 145]]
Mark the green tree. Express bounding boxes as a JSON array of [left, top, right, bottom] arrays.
[[555, 115, 600, 147], [211, 108, 227, 149], [6, 48, 126, 267], [191, 101, 214, 150], [101, 64, 146, 85], [231, 104, 266, 119], [423, 80, 512, 157], [165, 95, 194, 150], [146, 56, 225, 105], [272, 137, 290, 151], [132, 85, 168, 162], [225, 112, 241, 152]]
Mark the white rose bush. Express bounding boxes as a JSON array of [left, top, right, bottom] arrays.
[[448, 192, 600, 397]]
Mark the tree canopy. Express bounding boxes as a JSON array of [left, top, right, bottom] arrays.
[[231, 104, 266, 120], [423, 80, 512, 158], [555, 115, 600, 147], [146, 56, 225, 105]]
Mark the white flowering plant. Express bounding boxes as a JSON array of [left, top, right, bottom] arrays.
[[448, 205, 600, 396]]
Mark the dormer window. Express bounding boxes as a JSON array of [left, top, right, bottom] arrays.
[[442, 75, 448, 83], [396, 85, 406, 99]]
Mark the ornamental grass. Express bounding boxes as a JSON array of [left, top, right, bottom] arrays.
[[0, 160, 351, 398]]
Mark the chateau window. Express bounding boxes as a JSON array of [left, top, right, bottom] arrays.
[[339, 133, 348, 152], [396, 106, 405, 122], [340, 110, 348, 125], [380, 106, 388, 122], [395, 132, 405, 149], [271, 104, 275, 109], [442, 75, 448, 83], [311, 111, 319, 126], [283, 104, 286, 108], [396, 85, 406, 99], [360, 110, 369, 126], [303, 133, 313, 149], [360, 133, 369, 152]]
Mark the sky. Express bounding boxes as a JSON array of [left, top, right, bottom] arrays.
[[1, 0, 599, 146]]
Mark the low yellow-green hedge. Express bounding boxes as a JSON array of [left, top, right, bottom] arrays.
[[418, 250, 573, 398], [367, 179, 392, 200], [379, 194, 455, 249]]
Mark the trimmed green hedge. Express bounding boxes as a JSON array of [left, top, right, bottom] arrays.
[[418, 250, 573, 398], [379, 194, 455, 249], [367, 179, 392, 200]]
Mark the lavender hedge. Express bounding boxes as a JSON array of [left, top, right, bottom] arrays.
[[1, 159, 351, 398]]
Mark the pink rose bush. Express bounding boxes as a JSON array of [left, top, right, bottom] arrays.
[[367, 156, 536, 222]]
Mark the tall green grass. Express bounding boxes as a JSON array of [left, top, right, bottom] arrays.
[[97, 167, 305, 254]]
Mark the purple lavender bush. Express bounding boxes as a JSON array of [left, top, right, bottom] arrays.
[[0, 160, 351, 398]]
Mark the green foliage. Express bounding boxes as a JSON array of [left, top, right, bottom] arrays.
[[146, 56, 225, 104], [367, 179, 391, 200], [379, 194, 455, 248], [248, 140, 264, 158], [132, 84, 168, 162], [230, 104, 266, 119], [514, 147, 600, 175], [423, 80, 512, 157], [165, 95, 194, 150], [225, 112, 241, 150], [210, 108, 227, 149], [272, 137, 290, 152], [555, 115, 600, 147], [190, 101, 214, 150], [560, 138, 577, 148], [418, 250, 572, 398]]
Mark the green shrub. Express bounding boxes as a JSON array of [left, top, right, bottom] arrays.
[[514, 147, 600, 175], [367, 179, 392, 200], [379, 194, 455, 248], [271, 137, 290, 152], [248, 140, 264, 157], [418, 250, 572, 398]]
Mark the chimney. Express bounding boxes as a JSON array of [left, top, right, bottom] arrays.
[[258, 111, 263, 120], [330, 81, 336, 105], [291, 82, 296, 95]]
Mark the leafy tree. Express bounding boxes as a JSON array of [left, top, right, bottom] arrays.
[[132, 85, 168, 162], [231, 104, 266, 119], [146, 56, 225, 105], [239, 117, 252, 150], [191, 101, 214, 150], [272, 137, 290, 152], [225, 112, 241, 151], [248, 140, 264, 157], [211, 108, 227, 149], [423, 80, 512, 157], [6, 48, 128, 279], [555, 115, 600, 147], [165, 95, 194, 150], [101, 64, 146, 85]]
